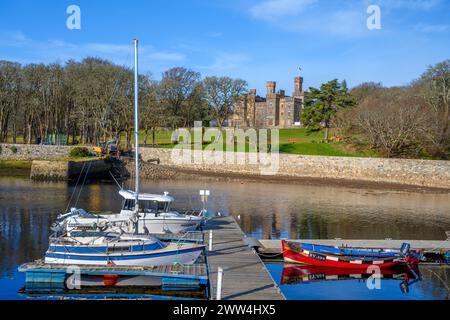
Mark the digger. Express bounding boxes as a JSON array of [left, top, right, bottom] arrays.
[[93, 140, 119, 158]]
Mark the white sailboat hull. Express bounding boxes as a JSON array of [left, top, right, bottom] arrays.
[[137, 217, 203, 234], [45, 244, 205, 266]]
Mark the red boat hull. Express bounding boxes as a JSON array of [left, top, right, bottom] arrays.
[[281, 265, 409, 285], [282, 240, 403, 270]]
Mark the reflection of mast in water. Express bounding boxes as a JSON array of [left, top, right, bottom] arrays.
[[88, 184, 102, 212]]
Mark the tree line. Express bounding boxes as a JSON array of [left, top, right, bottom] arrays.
[[302, 60, 450, 159], [1, 56, 449, 159], [0, 58, 247, 148]]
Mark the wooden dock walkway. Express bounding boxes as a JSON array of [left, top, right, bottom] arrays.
[[204, 216, 285, 300]]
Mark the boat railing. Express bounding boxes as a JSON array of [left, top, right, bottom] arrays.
[[176, 208, 204, 217]]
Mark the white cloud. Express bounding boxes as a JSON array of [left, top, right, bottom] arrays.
[[148, 52, 186, 61], [246, 1, 373, 38], [0, 32, 186, 66], [84, 43, 131, 55], [379, 0, 441, 10], [197, 52, 249, 71], [414, 23, 450, 33], [249, 0, 317, 21]]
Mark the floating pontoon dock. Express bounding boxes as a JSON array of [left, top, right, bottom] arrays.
[[204, 216, 285, 300], [19, 261, 208, 285]]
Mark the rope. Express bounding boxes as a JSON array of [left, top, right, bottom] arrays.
[[424, 267, 450, 299], [74, 160, 93, 208], [109, 170, 122, 190], [65, 161, 87, 212], [256, 251, 284, 258]]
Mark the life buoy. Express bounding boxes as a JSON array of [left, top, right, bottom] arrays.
[[103, 274, 119, 286]]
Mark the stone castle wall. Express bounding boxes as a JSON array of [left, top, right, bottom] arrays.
[[139, 147, 450, 189]]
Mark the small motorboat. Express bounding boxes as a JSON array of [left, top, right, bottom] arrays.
[[45, 232, 205, 266], [282, 241, 411, 269], [53, 190, 207, 236]]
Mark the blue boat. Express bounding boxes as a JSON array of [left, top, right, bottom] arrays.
[[300, 243, 400, 259]]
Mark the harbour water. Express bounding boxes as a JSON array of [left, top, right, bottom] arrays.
[[0, 177, 449, 299]]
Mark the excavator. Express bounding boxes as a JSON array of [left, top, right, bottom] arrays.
[[93, 140, 119, 158]]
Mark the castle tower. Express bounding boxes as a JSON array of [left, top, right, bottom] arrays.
[[266, 81, 276, 95], [294, 76, 303, 94], [266, 81, 279, 127], [247, 89, 257, 127]]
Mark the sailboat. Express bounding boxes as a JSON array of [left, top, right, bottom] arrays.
[[52, 38, 206, 235], [42, 39, 206, 266], [45, 232, 204, 266]]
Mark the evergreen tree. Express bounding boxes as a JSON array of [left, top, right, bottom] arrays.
[[301, 79, 355, 143]]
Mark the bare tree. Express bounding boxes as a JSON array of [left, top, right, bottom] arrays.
[[353, 89, 429, 157], [157, 67, 201, 128], [0, 61, 22, 143], [416, 60, 450, 157], [203, 76, 247, 128]]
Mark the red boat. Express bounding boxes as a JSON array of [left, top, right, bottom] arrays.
[[282, 240, 404, 269]]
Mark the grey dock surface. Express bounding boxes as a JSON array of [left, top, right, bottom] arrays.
[[204, 216, 285, 300]]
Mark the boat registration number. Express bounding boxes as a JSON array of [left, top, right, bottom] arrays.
[[309, 252, 326, 261]]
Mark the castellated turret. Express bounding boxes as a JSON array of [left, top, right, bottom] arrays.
[[294, 76, 303, 93], [266, 81, 276, 95]]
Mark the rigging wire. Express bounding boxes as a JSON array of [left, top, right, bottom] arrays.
[[65, 161, 87, 212], [74, 160, 93, 208]]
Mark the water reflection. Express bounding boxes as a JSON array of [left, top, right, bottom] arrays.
[[1, 177, 449, 299], [272, 263, 449, 300]]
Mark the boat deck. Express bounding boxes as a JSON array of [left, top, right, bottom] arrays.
[[204, 216, 285, 300], [155, 231, 204, 243]]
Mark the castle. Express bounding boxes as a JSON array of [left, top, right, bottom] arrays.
[[230, 76, 305, 128]]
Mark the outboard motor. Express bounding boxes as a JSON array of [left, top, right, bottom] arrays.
[[400, 243, 411, 256], [401, 243, 422, 261], [400, 243, 422, 281]]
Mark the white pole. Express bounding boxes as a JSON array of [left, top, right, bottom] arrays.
[[133, 38, 140, 233], [216, 267, 223, 300], [208, 230, 213, 251]]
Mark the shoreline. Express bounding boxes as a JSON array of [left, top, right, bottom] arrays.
[[130, 163, 450, 194], [2, 159, 450, 194]]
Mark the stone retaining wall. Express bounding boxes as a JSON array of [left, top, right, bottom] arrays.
[[3, 143, 449, 188], [30, 159, 113, 181], [138, 147, 450, 189], [0, 143, 72, 160]]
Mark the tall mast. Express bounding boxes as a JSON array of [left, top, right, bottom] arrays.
[[133, 38, 140, 221]]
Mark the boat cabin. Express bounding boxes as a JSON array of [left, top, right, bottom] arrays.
[[119, 190, 175, 214]]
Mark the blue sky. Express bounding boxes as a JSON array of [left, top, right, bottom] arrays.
[[0, 0, 449, 93]]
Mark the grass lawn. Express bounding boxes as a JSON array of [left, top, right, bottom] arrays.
[[2, 128, 379, 158], [277, 128, 378, 157]]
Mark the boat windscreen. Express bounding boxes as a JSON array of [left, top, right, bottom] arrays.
[[122, 199, 169, 213]]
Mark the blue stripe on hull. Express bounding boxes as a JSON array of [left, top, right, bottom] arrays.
[[46, 247, 202, 261], [301, 243, 399, 258], [48, 242, 164, 254]]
